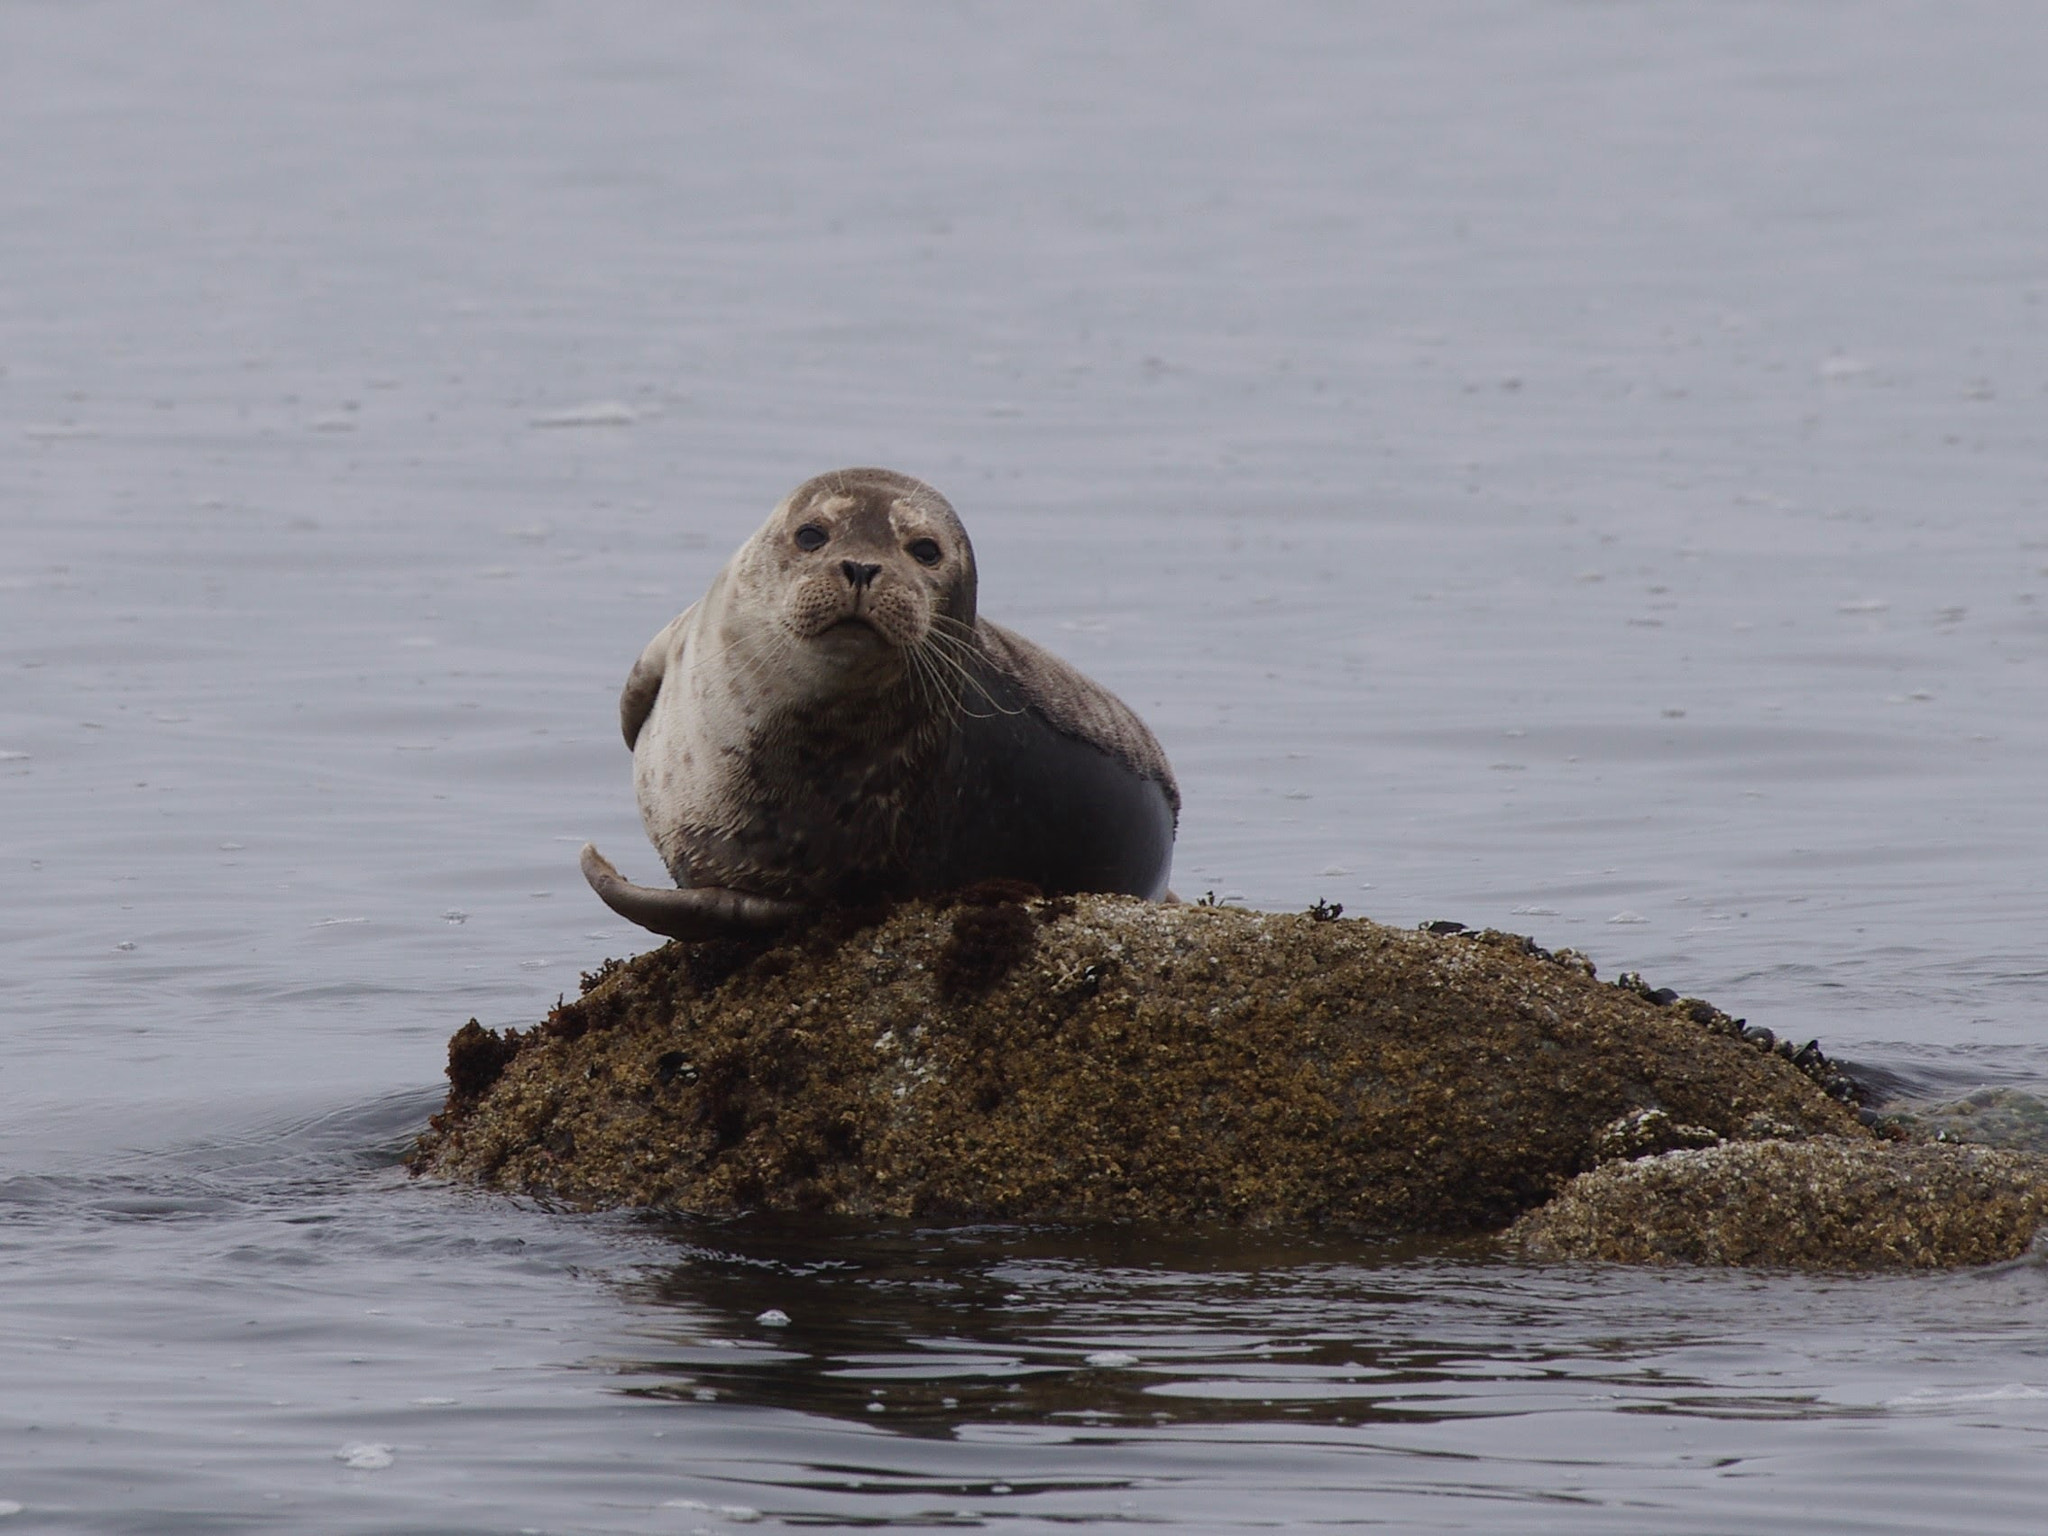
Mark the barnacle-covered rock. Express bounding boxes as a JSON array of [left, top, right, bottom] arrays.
[[1510, 1139, 2048, 1269], [411, 892, 1870, 1233]]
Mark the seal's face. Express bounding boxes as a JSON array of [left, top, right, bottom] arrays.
[[745, 468, 977, 687]]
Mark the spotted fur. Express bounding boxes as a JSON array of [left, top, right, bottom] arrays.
[[584, 468, 1178, 937]]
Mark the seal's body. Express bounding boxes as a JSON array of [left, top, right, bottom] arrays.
[[580, 468, 1177, 940]]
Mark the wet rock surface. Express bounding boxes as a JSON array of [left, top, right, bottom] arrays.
[[1512, 1139, 2048, 1270], [412, 893, 1875, 1233]]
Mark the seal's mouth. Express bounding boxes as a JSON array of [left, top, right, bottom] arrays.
[[817, 615, 893, 648]]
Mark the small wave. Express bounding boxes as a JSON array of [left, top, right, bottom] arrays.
[[1887, 1384, 2048, 1410]]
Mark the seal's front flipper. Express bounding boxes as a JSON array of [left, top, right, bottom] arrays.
[[579, 843, 803, 941]]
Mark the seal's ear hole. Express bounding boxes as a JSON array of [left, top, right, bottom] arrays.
[[907, 537, 942, 566], [794, 524, 829, 552]]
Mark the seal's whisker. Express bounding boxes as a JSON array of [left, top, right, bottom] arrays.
[[910, 631, 983, 706], [918, 625, 1022, 717], [925, 660, 1009, 721], [906, 640, 958, 720], [919, 632, 975, 714], [692, 628, 781, 702]]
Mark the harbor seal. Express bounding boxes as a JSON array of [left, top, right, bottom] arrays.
[[580, 467, 1179, 940]]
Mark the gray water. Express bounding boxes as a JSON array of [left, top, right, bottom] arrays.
[[5, 2, 2047, 1529]]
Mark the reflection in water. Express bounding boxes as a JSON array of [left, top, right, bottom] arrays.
[[623, 1221, 1490, 1433], [591, 1217, 2048, 1531], [618, 1219, 1866, 1429]]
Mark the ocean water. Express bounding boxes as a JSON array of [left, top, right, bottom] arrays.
[[4, 2, 2047, 1529]]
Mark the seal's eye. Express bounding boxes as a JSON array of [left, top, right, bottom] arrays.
[[907, 538, 942, 567], [794, 524, 829, 553]]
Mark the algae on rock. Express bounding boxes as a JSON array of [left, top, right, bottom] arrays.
[[412, 891, 1869, 1233]]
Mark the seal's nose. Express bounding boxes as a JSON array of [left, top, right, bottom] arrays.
[[841, 560, 882, 591]]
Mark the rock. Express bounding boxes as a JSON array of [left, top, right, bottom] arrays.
[[1592, 1108, 1723, 1163], [1509, 1139, 2048, 1269], [410, 893, 1868, 1231]]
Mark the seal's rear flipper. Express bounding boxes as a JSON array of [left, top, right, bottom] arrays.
[[579, 844, 803, 942]]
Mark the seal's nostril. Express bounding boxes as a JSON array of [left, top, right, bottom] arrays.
[[841, 560, 882, 590]]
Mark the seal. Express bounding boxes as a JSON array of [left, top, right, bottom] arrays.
[[580, 467, 1179, 940]]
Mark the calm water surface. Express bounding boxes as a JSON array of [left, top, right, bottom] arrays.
[[4, 3, 2047, 1530]]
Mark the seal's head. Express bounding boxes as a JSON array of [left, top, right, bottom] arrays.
[[734, 467, 977, 689]]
